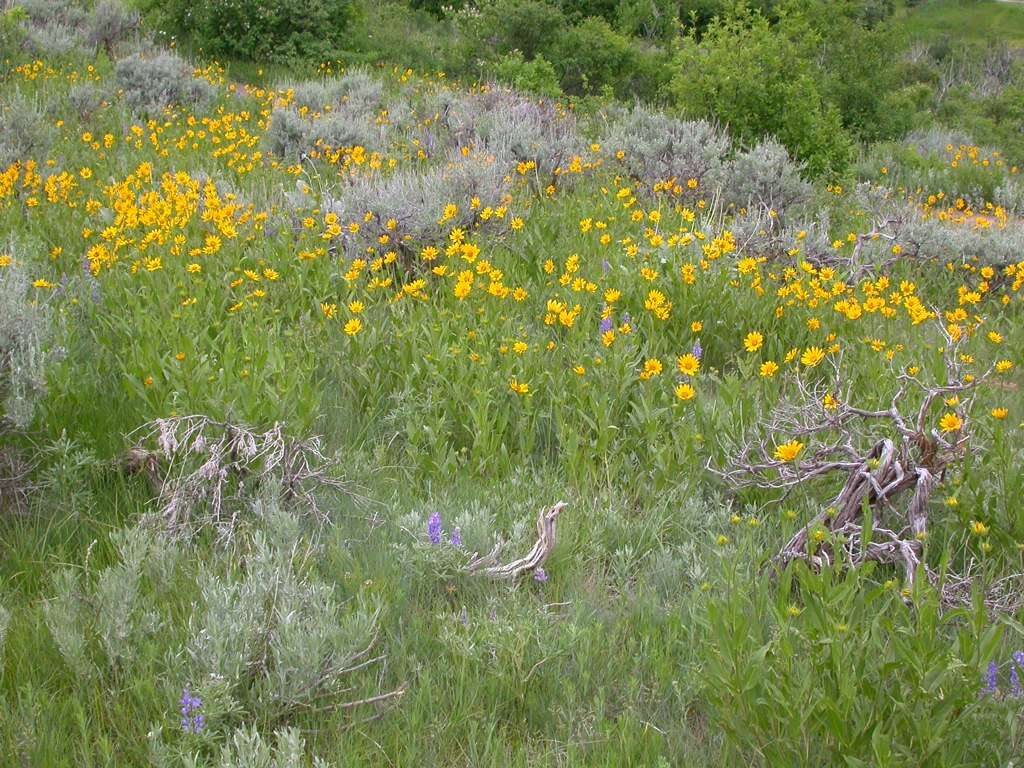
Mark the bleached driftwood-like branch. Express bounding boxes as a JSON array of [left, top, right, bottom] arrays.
[[466, 501, 567, 580]]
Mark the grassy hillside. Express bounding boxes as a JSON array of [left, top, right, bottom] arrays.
[[1, 1, 1024, 766], [902, 0, 1024, 46]]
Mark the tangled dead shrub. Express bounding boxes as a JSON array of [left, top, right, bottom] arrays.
[[128, 416, 362, 540], [715, 327, 1023, 612]]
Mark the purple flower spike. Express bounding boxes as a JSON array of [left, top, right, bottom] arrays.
[[1012, 651, 1024, 698], [692, 338, 702, 361], [450, 527, 462, 548], [179, 688, 204, 733], [599, 315, 613, 334], [533, 567, 548, 583], [427, 512, 443, 544], [984, 661, 998, 695]]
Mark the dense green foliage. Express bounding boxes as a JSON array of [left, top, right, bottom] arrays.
[[135, 0, 356, 62]]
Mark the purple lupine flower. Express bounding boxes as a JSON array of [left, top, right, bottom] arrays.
[[692, 338, 703, 361], [1012, 651, 1024, 698], [179, 688, 204, 733], [533, 567, 548, 583], [599, 314, 614, 334], [449, 527, 462, 548], [984, 661, 998, 695], [427, 512, 443, 544], [602, 259, 610, 275]]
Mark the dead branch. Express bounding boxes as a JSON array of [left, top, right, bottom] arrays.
[[0, 445, 36, 516], [338, 684, 408, 711], [466, 502, 566, 580], [126, 415, 364, 539], [714, 320, 1006, 600]]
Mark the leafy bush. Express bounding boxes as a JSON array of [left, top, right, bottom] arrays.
[[556, 16, 662, 99], [114, 51, 216, 114], [780, 0, 910, 142], [150, 0, 356, 63], [615, 0, 681, 41], [489, 51, 562, 99], [463, 0, 566, 62], [668, 8, 852, 177], [0, 5, 28, 63]]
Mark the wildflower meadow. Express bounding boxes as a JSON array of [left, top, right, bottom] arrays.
[[2, 0, 1024, 765]]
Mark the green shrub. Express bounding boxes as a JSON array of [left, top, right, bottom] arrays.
[[464, 0, 566, 61], [0, 5, 28, 64], [615, 0, 679, 41], [556, 16, 664, 99], [667, 8, 851, 177], [489, 51, 562, 99], [187, 0, 355, 63]]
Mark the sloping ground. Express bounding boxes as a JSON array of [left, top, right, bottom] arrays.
[[903, 0, 1024, 46]]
